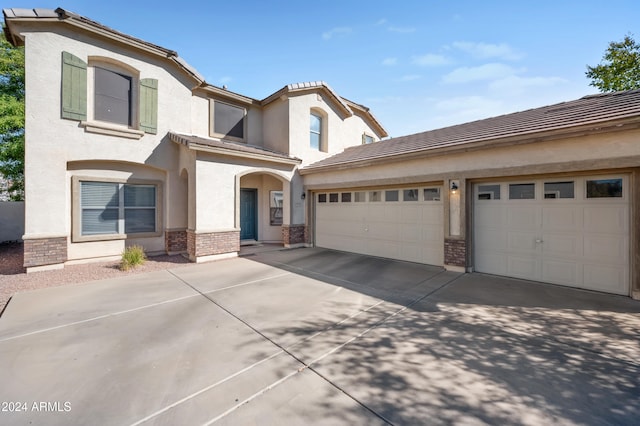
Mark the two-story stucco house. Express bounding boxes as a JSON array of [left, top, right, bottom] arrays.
[[5, 8, 640, 299], [2, 7, 386, 269]]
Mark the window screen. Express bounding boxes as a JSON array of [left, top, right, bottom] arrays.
[[214, 101, 245, 139], [94, 67, 132, 126]]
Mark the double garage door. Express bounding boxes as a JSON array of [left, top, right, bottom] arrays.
[[474, 175, 630, 295], [315, 186, 444, 265]]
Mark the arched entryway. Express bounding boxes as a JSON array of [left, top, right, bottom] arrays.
[[236, 170, 290, 244]]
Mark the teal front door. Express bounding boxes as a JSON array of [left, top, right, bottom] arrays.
[[240, 188, 257, 240]]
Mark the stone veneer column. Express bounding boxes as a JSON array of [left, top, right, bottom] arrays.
[[282, 224, 307, 247], [165, 229, 187, 254], [444, 238, 466, 271], [186, 229, 240, 262], [23, 236, 67, 271]]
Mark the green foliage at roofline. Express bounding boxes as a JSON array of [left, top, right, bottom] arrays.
[[0, 28, 25, 201], [586, 34, 640, 93]]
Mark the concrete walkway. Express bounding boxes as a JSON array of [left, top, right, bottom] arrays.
[[0, 248, 639, 425]]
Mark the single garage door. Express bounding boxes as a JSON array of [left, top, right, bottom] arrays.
[[474, 175, 630, 295], [315, 186, 444, 265]]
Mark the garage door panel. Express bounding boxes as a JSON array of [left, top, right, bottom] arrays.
[[543, 206, 581, 231], [401, 205, 420, 222], [507, 206, 539, 229], [542, 260, 579, 286], [584, 235, 628, 262], [475, 205, 505, 227], [507, 256, 539, 280], [507, 231, 538, 252], [315, 186, 444, 266], [583, 263, 628, 295], [542, 234, 581, 257], [475, 252, 507, 275], [584, 206, 628, 233], [474, 176, 629, 295], [476, 228, 507, 251]]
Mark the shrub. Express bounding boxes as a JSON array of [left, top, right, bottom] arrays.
[[120, 245, 146, 271]]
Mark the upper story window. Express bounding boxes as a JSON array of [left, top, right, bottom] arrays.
[[210, 100, 246, 142], [60, 52, 158, 138], [310, 112, 322, 150], [363, 134, 375, 144], [94, 67, 132, 126]]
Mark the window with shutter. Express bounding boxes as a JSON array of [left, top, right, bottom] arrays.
[[139, 78, 158, 134], [61, 51, 87, 120]]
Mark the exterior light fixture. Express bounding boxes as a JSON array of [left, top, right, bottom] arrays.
[[301, 193, 306, 200], [450, 181, 459, 193]]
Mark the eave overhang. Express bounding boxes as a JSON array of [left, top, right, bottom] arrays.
[[170, 132, 302, 166], [300, 116, 640, 175]]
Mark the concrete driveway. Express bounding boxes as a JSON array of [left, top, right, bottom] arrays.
[[0, 248, 639, 425]]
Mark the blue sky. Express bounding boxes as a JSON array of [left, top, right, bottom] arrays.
[[4, 1, 640, 137]]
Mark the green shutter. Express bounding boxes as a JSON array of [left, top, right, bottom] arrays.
[[61, 51, 87, 121], [139, 78, 158, 134]]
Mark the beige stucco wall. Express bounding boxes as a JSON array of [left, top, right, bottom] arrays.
[[302, 129, 640, 188], [287, 93, 382, 166], [18, 23, 196, 259], [263, 99, 289, 154], [193, 152, 295, 234]]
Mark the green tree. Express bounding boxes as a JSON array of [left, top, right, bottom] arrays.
[[0, 28, 25, 201], [586, 34, 640, 93]]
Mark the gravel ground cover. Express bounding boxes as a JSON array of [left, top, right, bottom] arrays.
[[0, 242, 190, 315]]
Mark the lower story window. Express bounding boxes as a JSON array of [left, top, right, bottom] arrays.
[[80, 181, 156, 236]]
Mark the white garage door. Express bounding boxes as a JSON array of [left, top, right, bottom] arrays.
[[315, 186, 444, 265], [474, 175, 629, 295]]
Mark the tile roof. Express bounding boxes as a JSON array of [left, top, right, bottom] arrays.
[[300, 89, 640, 174], [3, 9, 385, 136], [169, 132, 301, 164]]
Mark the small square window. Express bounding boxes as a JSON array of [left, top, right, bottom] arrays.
[[354, 191, 366, 202], [341, 192, 352, 202], [385, 190, 399, 202], [212, 100, 245, 140], [369, 191, 381, 202], [403, 189, 419, 201], [586, 178, 623, 198], [544, 181, 574, 199], [509, 183, 535, 200], [329, 193, 339, 203], [318, 194, 327, 203], [424, 188, 440, 201], [478, 184, 500, 200]]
